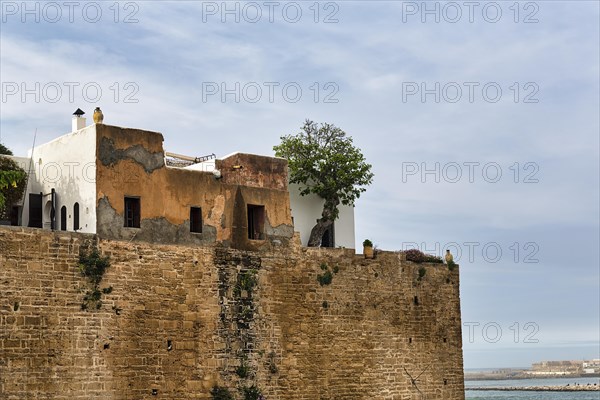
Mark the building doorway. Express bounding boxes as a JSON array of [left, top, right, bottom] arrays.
[[321, 223, 335, 248], [247, 204, 265, 240], [28, 193, 42, 228]]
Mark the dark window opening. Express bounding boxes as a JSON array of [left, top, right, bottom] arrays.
[[124, 197, 140, 228], [413, 296, 419, 305], [444, 379, 448, 385], [409, 338, 412, 344], [321, 223, 335, 248], [10, 206, 19, 226], [190, 207, 202, 233], [28, 193, 42, 228], [60, 206, 67, 231], [50, 189, 56, 231], [73, 202, 80, 231], [247, 204, 265, 240]]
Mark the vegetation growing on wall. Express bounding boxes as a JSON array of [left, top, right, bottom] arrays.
[[403, 249, 443, 264], [214, 251, 266, 398], [267, 351, 278, 374], [236, 356, 251, 379], [78, 246, 112, 310], [240, 385, 264, 400], [317, 262, 339, 286], [211, 386, 234, 400], [234, 269, 258, 297], [418, 267, 427, 281], [447, 259, 457, 271]]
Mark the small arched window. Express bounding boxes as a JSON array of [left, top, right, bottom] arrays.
[[60, 206, 67, 231], [73, 202, 80, 231]]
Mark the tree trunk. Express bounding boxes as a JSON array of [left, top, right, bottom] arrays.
[[307, 219, 333, 247], [307, 197, 339, 247]]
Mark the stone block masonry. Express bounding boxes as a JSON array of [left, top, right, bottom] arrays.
[[0, 226, 465, 399]]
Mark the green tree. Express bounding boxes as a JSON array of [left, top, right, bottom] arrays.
[[274, 120, 374, 247], [0, 152, 27, 219], [0, 143, 13, 155]]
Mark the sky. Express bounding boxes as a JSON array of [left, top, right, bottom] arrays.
[[0, 0, 598, 369]]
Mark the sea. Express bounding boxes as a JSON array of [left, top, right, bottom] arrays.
[[465, 377, 600, 400]]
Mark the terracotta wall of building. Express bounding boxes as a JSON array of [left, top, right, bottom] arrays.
[[94, 125, 293, 249], [0, 227, 465, 399]]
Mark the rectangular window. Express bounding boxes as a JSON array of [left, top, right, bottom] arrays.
[[247, 204, 265, 240], [124, 197, 140, 228], [73, 202, 80, 231], [190, 207, 202, 233], [60, 206, 67, 231]]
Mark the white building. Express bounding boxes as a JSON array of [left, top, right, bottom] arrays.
[[19, 123, 97, 232], [288, 183, 355, 249], [583, 359, 600, 374], [2, 112, 356, 249]]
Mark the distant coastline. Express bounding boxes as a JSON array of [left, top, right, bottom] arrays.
[[466, 358, 600, 381], [466, 385, 599, 391], [465, 372, 600, 381]]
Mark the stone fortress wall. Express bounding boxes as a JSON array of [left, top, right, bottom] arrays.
[[0, 226, 464, 399]]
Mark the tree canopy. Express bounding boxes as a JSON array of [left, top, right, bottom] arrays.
[[0, 143, 13, 155], [0, 147, 27, 220], [274, 120, 373, 246]]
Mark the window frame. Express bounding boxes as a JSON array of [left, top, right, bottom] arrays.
[[124, 196, 141, 228]]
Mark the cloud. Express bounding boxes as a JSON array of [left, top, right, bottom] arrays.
[[1, 1, 598, 369]]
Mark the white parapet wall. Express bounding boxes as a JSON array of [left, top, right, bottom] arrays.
[[21, 124, 97, 233], [289, 183, 356, 249]]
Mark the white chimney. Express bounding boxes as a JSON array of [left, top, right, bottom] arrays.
[[72, 116, 86, 131], [72, 108, 86, 131]]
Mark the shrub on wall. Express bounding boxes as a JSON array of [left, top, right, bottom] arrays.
[[79, 246, 112, 310], [236, 359, 251, 379], [317, 262, 339, 286], [234, 270, 258, 297], [317, 270, 333, 286], [240, 385, 264, 400], [210, 386, 234, 400], [403, 249, 443, 264], [447, 259, 457, 271]]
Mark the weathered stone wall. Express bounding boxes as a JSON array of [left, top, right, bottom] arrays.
[[0, 226, 465, 399]]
